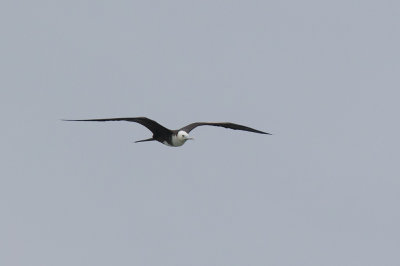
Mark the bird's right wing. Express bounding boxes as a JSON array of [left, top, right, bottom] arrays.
[[63, 117, 171, 135], [180, 122, 271, 134]]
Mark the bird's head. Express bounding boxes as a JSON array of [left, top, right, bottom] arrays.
[[177, 130, 194, 142]]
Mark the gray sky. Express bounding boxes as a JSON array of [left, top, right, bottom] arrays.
[[1, 0, 399, 265]]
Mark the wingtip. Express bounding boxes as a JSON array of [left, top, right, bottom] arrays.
[[258, 130, 272, 135], [61, 119, 89, 122]]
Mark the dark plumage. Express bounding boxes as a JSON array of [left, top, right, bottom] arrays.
[[63, 117, 270, 147]]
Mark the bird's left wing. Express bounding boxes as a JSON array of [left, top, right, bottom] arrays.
[[63, 117, 171, 135], [179, 122, 271, 134]]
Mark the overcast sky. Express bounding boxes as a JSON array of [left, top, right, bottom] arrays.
[[1, 1, 399, 265]]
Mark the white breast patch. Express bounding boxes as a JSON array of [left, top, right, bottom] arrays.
[[171, 134, 186, 147]]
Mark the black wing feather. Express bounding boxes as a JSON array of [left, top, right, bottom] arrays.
[[63, 117, 171, 135], [180, 122, 271, 135]]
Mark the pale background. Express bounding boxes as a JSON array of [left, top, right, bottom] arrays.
[[1, 1, 399, 265]]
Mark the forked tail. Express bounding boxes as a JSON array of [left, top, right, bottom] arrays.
[[134, 137, 155, 143]]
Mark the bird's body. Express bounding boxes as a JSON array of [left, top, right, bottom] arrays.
[[63, 117, 270, 147], [162, 132, 187, 147]]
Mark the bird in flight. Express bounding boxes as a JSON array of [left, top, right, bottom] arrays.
[[63, 117, 271, 147]]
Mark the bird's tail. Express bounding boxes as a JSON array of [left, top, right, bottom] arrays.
[[134, 137, 155, 143]]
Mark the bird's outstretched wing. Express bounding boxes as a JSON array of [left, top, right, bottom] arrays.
[[63, 117, 171, 135], [179, 122, 271, 135]]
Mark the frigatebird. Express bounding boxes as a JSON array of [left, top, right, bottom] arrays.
[[63, 117, 270, 147]]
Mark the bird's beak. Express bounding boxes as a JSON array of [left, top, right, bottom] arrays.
[[186, 136, 194, 141]]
